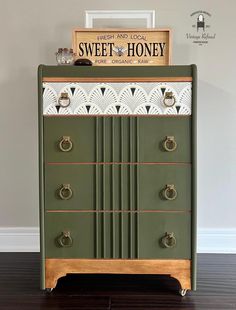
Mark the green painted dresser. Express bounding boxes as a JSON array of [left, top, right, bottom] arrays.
[[38, 65, 197, 296]]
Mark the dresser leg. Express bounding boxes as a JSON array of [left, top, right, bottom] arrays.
[[179, 289, 188, 296], [45, 288, 54, 293], [45, 260, 67, 289], [45, 270, 66, 290], [170, 272, 191, 293]]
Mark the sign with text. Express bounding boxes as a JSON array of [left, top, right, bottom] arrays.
[[72, 28, 171, 66]]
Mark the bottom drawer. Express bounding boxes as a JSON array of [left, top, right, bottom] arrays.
[[45, 212, 134, 259], [45, 213, 96, 259], [139, 213, 191, 259], [45, 212, 191, 259]]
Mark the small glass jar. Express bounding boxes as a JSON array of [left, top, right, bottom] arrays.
[[55, 48, 75, 65]]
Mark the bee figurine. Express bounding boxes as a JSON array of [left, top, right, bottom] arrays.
[[112, 46, 127, 57]]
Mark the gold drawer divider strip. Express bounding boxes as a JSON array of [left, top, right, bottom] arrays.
[[46, 210, 191, 213], [42, 77, 193, 83]]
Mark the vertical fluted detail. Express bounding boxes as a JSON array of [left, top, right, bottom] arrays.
[[95, 117, 99, 258], [111, 117, 115, 258], [102, 117, 106, 258], [94, 116, 140, 259], [136, 117, 140, 258], [120, 117, 124, 258], [129, 117, 133, 258]]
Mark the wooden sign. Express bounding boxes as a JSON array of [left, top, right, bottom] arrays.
[[72, 28, 171, 66]]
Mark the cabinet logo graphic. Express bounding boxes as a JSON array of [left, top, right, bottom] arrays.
[[186, 10, 216, 46]]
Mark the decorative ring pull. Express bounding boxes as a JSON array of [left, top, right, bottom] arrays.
[[163, 136, 177, 152], [58, 136, 73, 152], [161, 232, 176, 248], [59, 184, 73, 200], [162, 184, 177, 201], [163, 91, 176, 107], [57, 231, 73, 248], [58, 92, 71, 108]]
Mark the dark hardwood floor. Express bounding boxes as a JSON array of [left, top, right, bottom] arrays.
[[0, 253, 235, 309]]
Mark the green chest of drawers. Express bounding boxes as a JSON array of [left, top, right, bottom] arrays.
[[38, 65, 197, 295]]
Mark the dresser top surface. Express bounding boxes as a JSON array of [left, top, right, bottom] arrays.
[[38, 65, 196, 79]]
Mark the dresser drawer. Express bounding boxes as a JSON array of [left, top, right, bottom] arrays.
[[45, 212, 190, 259], [45, 164, 132, 211], [44, 116, 191, 163], [138, 117, 191, 163], [44, 117, 96, 163], [43, 81, 192, 116], [45, 164, 191, 211], [45, 212, 135, 259], [139, 164, 191, 211], [45, 165, 95, 210], [139, 213, 191, 259], [45, 213, 95, 258]]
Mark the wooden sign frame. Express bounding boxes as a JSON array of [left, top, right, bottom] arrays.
[[72, 28, 171, 66]]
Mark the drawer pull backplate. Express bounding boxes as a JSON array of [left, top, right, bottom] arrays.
[[58, 93, 70, 108], [163, 91, 176, 107], [161, 232, 177, 248], [58, 184, 73, 200], [163, 136, 177, 152], [57, 231, 73, 248], [58, 136, 73, 152], [162, 184, 178, 201]]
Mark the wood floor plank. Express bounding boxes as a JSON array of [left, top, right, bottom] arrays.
[[0, 253, 235, 309]]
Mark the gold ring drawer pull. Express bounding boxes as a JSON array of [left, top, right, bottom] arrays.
[[163, 91, 176, 107], [59, 184, 73, 200], [58, 136, 73, 152], [161, 232, 176, 248], [162, 184, 177, 201], [58, 92, 71, 108], [163, 136, 177, 152], [57, 231, 73, 248]]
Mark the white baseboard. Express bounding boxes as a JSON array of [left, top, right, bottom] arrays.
[[0, 227, 39, 252], [0, 227, 236, 253], [197, 228, 236, 253]]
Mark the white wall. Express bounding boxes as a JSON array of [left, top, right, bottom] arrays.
[[0, 0, 236, 250]]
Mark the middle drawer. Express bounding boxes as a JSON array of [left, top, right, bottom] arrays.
[[43, 116, 191, 163], [45, 164, 191, 211]]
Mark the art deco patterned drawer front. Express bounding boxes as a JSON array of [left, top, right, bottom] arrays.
[[44, 117, 190, 163], [38, 65, 197, 296], [43, 82, 192, 115], [45, 164, 191, 211]]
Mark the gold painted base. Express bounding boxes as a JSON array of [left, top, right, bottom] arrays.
[[45, 258, 191, 290]]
